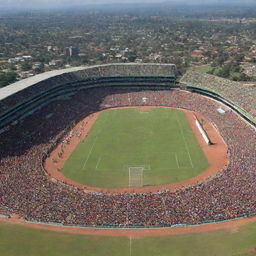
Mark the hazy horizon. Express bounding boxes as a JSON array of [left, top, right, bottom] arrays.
[[1, 0, 256, 9]]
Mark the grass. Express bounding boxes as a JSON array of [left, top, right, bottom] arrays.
[[62, 108, 208, 188], [0, 221, 255, 256], [191, 65, 213, 73], [190, 65, 248, 82]]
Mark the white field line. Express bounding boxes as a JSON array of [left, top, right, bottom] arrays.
[[175, 153, 180, 168], [90, 114, 109, 170], [93, 111, 114, 170], [176, 115, 194, 168], [83, 111, 119, 172], [125, 165, 151, 171], [186, 147, 194, 168], [95, 156, 101, 170], [82, 136, 98, 169]]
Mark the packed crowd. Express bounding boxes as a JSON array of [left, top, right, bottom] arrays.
[[180, 70, 256, 119], [0, 64, 175, 114], [0, 88, 255, 227]]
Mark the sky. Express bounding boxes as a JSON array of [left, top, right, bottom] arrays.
[[0, 0, 255, 9]]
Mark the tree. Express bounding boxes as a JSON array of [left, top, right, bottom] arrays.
[[21, 62, 32, 71], [34, 63, 45, 74], [8, 63, 17, 71]]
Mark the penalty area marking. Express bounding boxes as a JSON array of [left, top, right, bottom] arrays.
[[186, 148, 194, 168], [125, 164, 151, 171], [81, 114, 111, 171]]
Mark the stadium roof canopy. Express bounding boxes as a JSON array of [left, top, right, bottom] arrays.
[[0, 67, 85, 101], [0, 63, 176, 101]]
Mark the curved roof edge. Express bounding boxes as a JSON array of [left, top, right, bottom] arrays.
[[0, 63, 175, 101], [0, 67, 85, 101]]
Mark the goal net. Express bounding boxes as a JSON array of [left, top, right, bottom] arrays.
[[129, 167, 144, 187]]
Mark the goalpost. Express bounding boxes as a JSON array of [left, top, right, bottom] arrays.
[[128, 167, 144, 187]]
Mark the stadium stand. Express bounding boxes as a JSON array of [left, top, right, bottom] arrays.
[[0, 64, 255, 228], [0, 64, 176, 130], [180, 70, 256, 124]]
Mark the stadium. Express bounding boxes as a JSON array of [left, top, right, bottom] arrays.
[[0, 63, 255, 255]]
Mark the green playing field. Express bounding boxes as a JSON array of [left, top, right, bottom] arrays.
[[62, 108, 208, 188]]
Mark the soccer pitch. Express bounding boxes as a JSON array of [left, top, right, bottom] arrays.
[[62, 108, 208, 188]]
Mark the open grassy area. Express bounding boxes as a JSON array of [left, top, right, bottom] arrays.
[[0, 221, 255, 256], [62, 108, 208, 188], [191, 65, 214, 73]]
